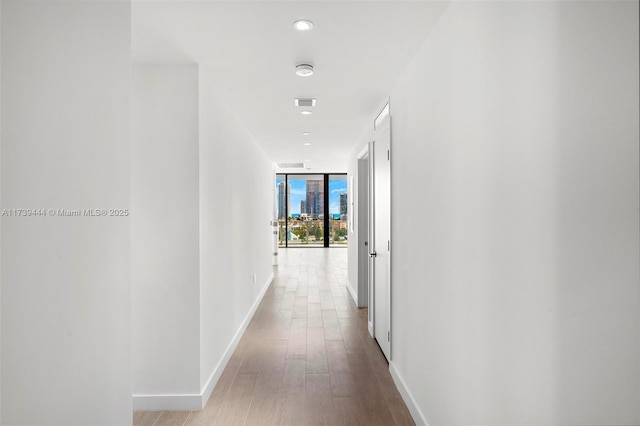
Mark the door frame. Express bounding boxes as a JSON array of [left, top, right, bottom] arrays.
[[371, 114, 391, 358], [356, 146, 370, 315]]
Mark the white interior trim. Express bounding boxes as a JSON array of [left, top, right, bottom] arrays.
[[389, 361, 429, 426], [132, 394, 202, 412], [356, 142, 370, 161], [345, 279, 358, 306], [132, 272, 274, 411], [374, 102, 390, 130]]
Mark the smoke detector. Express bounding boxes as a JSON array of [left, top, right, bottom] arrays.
[[295, 64, 314, 77]]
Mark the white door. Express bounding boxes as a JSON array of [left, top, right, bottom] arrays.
[[370, 118, 391, 360]]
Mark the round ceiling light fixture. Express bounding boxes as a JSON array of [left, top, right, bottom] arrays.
[[293, 20, 314, 31], [302, 132, 310, 136], [303, 142, 311, 146], [301, 110, 312, 115], [295, 63, 314, 77]]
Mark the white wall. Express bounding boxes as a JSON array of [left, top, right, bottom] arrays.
[[347, 147, 360, 305], [131, 65, 201, 407], [1, 3, 3, 420], [347, 136, 371, 308], [383, 1, 639, 425], [130, 63, 275, 410], [199, 70, 274, 398], [1, 1, 132, 424]]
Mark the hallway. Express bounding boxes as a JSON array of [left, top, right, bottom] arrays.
[[134, 248, 413, 426]]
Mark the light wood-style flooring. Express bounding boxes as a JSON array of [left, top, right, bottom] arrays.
[[134, 248, 414, 426]]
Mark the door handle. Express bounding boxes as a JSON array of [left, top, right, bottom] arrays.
[[369, 251, 377, 258]]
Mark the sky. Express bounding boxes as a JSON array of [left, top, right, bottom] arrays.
[[277, 176, 347, 216]]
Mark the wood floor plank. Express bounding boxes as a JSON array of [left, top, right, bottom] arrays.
[[154, 411, 191, 425], [306, 327, 329, 374], [183, 404, 219, 426], [273, 394, 307, 425], [387, 396, 417, 426], [307, 286, 320, 304], [292, 296, 308, 318], [307, 302, 323, 328], [326, 339, 350, 374], [254, 371, 284, 396], [133, 411, 162, 426], [319, 290, 336, 310], [212, 356, 243, 398], [279, 292, 296, 310], [330, 372, 358, 398], [243, 394, 279, 425], [322, 309, 343, 340], [214, 373, 257, 426], [305, 373, 335, 426], [340, 326, 366, 354], [286, 318, 307, 357], [332, 397, 364, 426], [352, 372, 396, 426], [374, 367, 416, 426], [282, 356, 306, 396]]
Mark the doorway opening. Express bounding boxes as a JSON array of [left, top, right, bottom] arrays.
[[357, 150, 370, 313]]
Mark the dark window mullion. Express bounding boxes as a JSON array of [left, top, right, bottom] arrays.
[[323, 174, 329, 248], [285, 175, 289, 248]]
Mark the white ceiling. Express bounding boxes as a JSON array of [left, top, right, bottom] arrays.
[[132, 1, 449, 173]]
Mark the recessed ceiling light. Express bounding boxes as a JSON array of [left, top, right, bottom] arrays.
[[295, 64, 314, 77], [293, 20, 314, 31], [304, 142, 311, 146], [301, 110, 312, 115], [302, 132, 310, 136]]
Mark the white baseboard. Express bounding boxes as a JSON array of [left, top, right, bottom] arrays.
[[345, 279, 358, 306], [389, 361, 429, 426], [132, 394, 202, 411], [133, 272, 274, 412]]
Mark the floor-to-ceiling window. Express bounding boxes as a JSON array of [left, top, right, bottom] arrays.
[[328, 174, 348, 247], [276, 173, 348, 248], [276, 174, 288, 247]]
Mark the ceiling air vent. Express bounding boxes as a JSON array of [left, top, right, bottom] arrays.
[[277, 162, 305, 169], [294, 98, 316, 107]]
